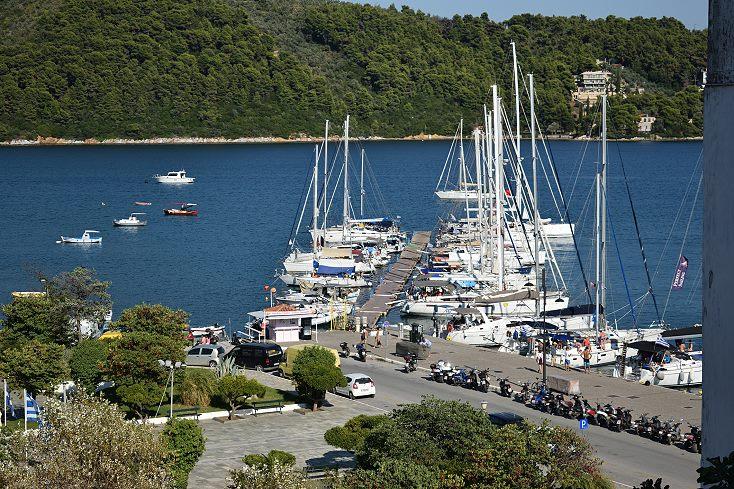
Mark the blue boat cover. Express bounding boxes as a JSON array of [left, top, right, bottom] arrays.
[[313, 260, 355, 276]]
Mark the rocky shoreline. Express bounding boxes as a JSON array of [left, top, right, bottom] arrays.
[[0, 134, 703, 146]]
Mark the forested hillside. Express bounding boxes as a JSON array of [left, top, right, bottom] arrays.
[[0, 0, 706, 140]]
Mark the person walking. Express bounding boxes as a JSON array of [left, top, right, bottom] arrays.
[[564, 345, 571, 371], [375, 326, 383, 348], [582, 346, 591, 373]]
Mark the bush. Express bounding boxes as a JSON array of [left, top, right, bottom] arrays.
[[228, 462, 311, 489], [161, 418, 206, 489], [242, 450, 296, 469], [181, 368, 216, 407], [324, 415, 388, 451]]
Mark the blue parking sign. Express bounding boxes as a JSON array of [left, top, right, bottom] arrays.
[[579, 419, 589, 430]]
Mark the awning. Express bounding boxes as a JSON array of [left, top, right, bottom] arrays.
[[320, 247, 352, 258], [627, 338, 671, 352], [314, 260, 355, 276]]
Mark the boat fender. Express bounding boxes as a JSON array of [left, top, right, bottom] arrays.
[[679, 370, 687, 384], [655, 370, 666, 381]]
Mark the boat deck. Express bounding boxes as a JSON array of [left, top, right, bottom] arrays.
[[357, 231, 431, 327]]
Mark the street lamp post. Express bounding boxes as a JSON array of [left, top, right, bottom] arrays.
[[158, 360, 186, 420]]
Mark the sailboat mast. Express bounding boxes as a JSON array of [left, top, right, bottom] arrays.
[[595, 172, 602, 334], [360, 148, 365, 217], [342, 115, 350, 238], [600, 94, 608, 329], [473, 128, 484, 274], [511, 41, 523, 219], [493, 85, 505, 289], [322, 120, 329, 230], [530, 73, 540, 316], [313, 143, 320, 252]]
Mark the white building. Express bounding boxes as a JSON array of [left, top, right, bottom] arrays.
[[637, 115, 656, 133], [573, 70, 611, 103]]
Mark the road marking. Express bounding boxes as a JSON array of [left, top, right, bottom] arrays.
[[613, 481, 634, 488]]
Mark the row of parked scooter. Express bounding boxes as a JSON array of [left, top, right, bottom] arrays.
[[425, 360, 701, 453]]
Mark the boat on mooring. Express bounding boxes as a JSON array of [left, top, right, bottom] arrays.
[[113, 213, 147, 227], [154, 169, 195, 184], [164, 203, 198, 216], [58, 230, 102, 244]]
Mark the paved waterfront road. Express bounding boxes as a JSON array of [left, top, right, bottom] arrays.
[[338, 357, 699, 489]]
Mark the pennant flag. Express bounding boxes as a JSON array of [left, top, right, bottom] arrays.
[[25, 391, 40, 425], [4, 381, 14, 419], [672, 255, 689, 290]]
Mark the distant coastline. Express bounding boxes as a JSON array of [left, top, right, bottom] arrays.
[[0, 134, 703, 146]]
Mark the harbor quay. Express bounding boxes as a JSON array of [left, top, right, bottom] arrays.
[[298, 328, 702, 426]]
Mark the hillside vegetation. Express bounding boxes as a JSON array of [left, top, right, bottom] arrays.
[[0, 0, 706, 140]]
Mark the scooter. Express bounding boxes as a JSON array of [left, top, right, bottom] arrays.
[[498, 378, 514, 398], [635, 413, 653, 437], [429, 362, 443, 382], [355, 343, 367, 362], [583, 400, 598, 425], [471, 369, 490, 393], [403, 353, 418, 373], [451, 368, 471, 387], [515, 382, 532, 404], [683, 425, 702, 453], [339, 342, 350, 358]]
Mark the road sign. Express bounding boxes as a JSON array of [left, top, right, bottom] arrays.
[[579, 419, 589, 430]]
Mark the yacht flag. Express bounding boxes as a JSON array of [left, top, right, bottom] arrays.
[[672, 255, 689, 290]]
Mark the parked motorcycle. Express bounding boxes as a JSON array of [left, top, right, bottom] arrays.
[[515, 382, 532, 404], [683, 425, 702, 453], [450, 368, 471, 387], [583, 400, 598, 425], [499, 378, 514, 398], [339, 342, 350, 358], [473, 369, 490, 393], [403, 353, 418, 373], [635, 413, 653, 437]]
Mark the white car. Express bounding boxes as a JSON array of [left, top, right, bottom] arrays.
[[335, 373, 376, 399]]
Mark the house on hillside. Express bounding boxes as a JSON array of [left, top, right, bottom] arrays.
[[638, 115, 656, 133], [572, 70, 611, 104]]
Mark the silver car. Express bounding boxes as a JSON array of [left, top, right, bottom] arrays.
[[186, 345, 226, 367]]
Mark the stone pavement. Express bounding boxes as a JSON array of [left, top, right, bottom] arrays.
[[297, 329, 702, 425], [187, 370, 385, 489]]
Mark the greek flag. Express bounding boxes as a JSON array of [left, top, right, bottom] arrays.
[[25, 391, 40, 424], [4, 381, 14, 418]]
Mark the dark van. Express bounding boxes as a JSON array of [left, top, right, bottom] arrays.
[[227, 342, 283, 371]]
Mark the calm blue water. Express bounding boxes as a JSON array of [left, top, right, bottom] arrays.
[[0, 140, 702, 329]]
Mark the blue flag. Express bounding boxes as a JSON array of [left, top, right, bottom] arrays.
[[25, 391, 40, 425], [4, 382, 14, 418]]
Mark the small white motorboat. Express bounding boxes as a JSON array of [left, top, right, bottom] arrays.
[[59, 230, 102, 244], [153, 170, 195, 184], [113, 213, 147, 227]]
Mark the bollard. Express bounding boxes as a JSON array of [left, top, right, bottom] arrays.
[[481, 401, 488, 412]]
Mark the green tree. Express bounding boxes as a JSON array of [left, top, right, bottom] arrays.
[[113, 303, 188, 339], [0, 393, 171, 488], [45, 267, 111, 342], [181, 368, 217, 407], [161, 418, 206, 489], [216, 375, 266, 420], [0, 295, 72, 348], [292, 346, 346, 412], [116, 381, 163, 420], [324, 415, 389, 451], [335, 397, 612, 489], [68, 339, 108, 392], [697, 450, 734, 488], [0, 339, 67, 394]]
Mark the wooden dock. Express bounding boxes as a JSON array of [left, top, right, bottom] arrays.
[[357, 231, 431, 327]]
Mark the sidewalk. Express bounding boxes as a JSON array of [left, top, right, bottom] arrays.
[[187, 370, 384, 489], [300, 329, 702, 425]]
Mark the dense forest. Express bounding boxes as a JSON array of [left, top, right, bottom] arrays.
[[0, 0, 706, 140]]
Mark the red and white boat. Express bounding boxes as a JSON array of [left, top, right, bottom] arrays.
[[164, 203, 198, 216]]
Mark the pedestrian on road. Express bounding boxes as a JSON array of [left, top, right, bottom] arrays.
[[564, 345, 571, 371], [375, 326, 383, 348], [582, 346, 591, 373], [360, 329, 366, 345]]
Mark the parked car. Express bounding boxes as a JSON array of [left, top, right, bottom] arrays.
[[278, 343, 340, 378], [226, 342, 283, 371], [488, 411, 525, 426], [186, 344, 227, 367], [334, 373, 375, 399]]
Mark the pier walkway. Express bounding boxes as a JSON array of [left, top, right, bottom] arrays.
[[356, 231, 430, 327]]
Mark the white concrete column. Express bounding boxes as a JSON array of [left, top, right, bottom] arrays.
[[703, 0, 734, 463]]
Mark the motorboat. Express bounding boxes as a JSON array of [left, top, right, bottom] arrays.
[[113, 213, 147, 227], [134, 201, 152, 206], [154, 170, 195, 184], [164, 203, 198, 216], [59, 230, 102, 244]]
